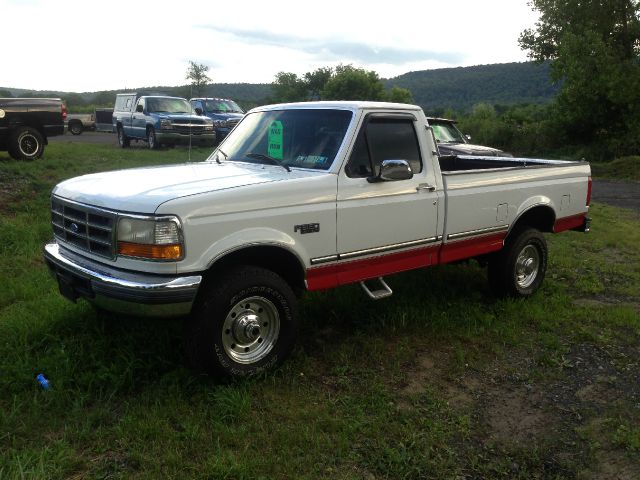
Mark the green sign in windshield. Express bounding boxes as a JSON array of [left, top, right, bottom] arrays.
[[268, 121, 283, 159]]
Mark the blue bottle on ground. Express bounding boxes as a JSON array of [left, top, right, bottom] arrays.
[[36, 374, 50, 390]]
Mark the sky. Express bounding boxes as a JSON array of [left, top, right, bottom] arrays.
[[1, 0, 540, 93]]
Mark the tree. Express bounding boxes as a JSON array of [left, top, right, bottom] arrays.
[[321, 64, 386, 101], [0, 89, 12, 98], [271, 72, 308, 103], [386, 86, 413, 104], [186, 61, 211, 97], [519, 0, 640, 156], [271, 64, 416, 104], [304, 67, 333, 100]]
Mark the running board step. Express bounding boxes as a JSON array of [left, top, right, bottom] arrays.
[[359, 277, 393, 300]]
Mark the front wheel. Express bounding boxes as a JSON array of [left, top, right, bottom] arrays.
[[185, 266, 299, 378], [117, 126, 130, 148], [147, 127, 158, 149], [488, 228, 548, 298]]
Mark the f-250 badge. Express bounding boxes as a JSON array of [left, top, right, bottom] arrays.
[[294, 223, 320, 234]]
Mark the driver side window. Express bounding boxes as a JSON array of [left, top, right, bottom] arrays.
[[345, 117, 422, 178]]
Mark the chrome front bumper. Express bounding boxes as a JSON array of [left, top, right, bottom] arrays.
[[43, 242, 202, 317]]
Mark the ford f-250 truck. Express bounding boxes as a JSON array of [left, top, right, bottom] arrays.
[[112, 93, 215, 149], [0, 97, 66, 160], [44, 101, 591, 378]]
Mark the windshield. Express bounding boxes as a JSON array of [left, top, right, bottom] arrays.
[[208, 109, 353, 171], [147, 98, 191, 114], [430, 121, 466, 144], [204, 99, 244, 114]]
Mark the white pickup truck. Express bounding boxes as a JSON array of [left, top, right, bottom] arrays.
[[44, 101, 592, 377]]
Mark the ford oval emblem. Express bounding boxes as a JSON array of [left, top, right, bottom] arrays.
[[69, 222, 79, 233]]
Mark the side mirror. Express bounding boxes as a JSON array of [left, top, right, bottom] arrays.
[[367, 159, 413, 183], [195, 107, 203, 116], [136, 104, 144, 113]]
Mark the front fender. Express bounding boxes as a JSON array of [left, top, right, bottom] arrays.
[[186, 227, 309, 273]]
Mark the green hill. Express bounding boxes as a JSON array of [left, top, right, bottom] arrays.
[[2, 62, 558, 113], [385, 62, 559, 113]]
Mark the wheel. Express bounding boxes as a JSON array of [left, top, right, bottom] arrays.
[[117, 126, 130, 148], [488, 227, 547, 297], [147, 127, 158, 149], [185, 265, 299, 378], [69, 121, 83, 135], [8, 127, 45, 160]]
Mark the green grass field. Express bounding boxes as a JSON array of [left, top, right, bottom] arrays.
[[1, 144, 639, 479]]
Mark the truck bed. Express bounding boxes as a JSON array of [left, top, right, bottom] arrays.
[[438, 154, 582, 172]]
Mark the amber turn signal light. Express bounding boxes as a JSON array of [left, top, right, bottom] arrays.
[[117, 242, 183, 260]]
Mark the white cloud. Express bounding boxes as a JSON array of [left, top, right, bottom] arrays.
[[0, 0, 539, 91]]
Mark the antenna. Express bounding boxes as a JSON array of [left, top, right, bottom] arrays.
[[188, 83, 193, 162]]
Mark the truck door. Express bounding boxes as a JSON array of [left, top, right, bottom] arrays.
[[335, 113, 441, 283], [130, 97, 146, 139]]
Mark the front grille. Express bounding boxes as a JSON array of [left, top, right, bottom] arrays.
[[172, 123, 207, 135], [227, 118, 240, 127], [51, 197, 116, 258]]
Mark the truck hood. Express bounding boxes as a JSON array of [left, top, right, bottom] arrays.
[[53, 162, 318, 213], [437, 143, 508, 157]]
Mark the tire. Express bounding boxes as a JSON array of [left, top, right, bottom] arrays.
[[8, 127, 45, 160], [117, 126, 130, 148], [69, 121, 83, 135], [147, 127, 158, 149], [488, 227, 547, 298], [185, 265, 299, 378]]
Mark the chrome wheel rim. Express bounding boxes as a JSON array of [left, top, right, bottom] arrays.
[[515, 244, 540, 288], [222, 296, 280, 364], [148, 131, 155, 148], [118, 129, 124, 145], [19, 133, 39, 156]]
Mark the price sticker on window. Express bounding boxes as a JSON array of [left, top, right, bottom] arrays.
[[268, 120, 283, 160]]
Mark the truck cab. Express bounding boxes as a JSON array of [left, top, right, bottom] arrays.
[[113, 93, 215, 149], [190, 97, 244, 143]]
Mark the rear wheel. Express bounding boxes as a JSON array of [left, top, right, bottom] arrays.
[[69, 121, 83, 135], [185, 265, 299, 378], [488, 228, 547, 298], [8, 127, 45, 160]]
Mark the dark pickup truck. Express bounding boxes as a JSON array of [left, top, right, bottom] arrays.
[[0, 98, 66, 160]]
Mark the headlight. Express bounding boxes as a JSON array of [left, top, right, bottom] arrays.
[[213, 120, 228, 128], [160, 119, 172, 130], [117, 216, 184, 260]]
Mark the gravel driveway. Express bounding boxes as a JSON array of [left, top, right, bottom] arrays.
[[592, 179, 640, 213]]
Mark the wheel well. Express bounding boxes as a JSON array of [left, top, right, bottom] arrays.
[[510, 205, 555, 235], [204, 245, 306, 294], [68, 119, 81, 125]]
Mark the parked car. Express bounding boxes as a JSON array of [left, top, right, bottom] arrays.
[[112, 93, 215, 149], [190, 97, 244, 143], [0, 97, 66, 160], [66, 113, 96, 135], [427, 117, 512, 157], [44, 101, 591, 378]]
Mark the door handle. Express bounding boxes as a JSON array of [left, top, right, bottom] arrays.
[[417, 183, 436, 192]]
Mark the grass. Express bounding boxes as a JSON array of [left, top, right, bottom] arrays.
[[1, 143, 639, 479], [590, 155, 640, 182]]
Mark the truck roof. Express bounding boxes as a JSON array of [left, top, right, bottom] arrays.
[[251, 101, 423, 113]]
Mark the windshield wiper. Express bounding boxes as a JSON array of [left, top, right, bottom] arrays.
[[245, 153, 291, 172], [215, 148, 228, 165]]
